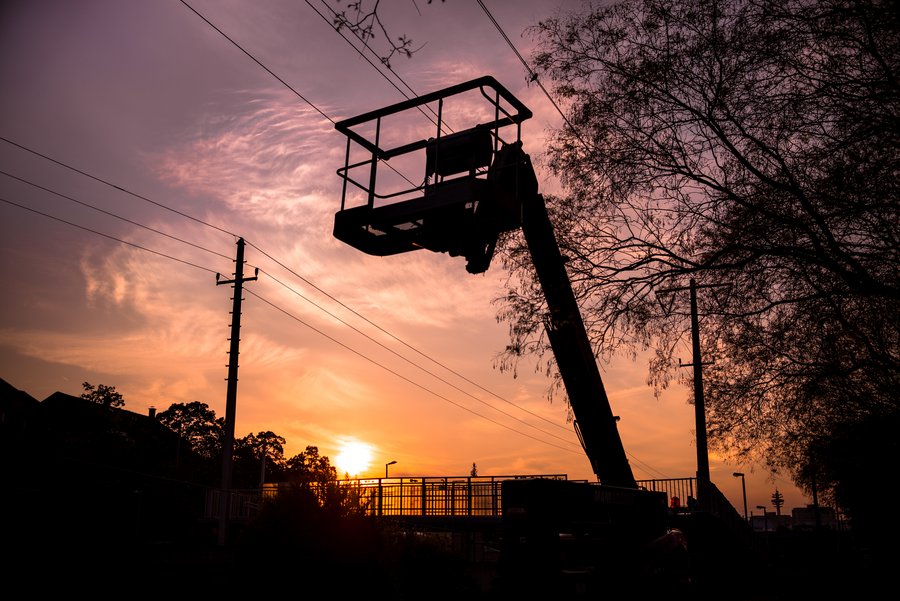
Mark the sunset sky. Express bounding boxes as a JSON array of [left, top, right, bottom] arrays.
[[0, 0, 807, 514]]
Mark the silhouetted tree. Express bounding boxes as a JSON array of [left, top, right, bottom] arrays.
[[80, 381, 124, 408], [494, 0, 898, 519], [233, 430, 287, 487], [285, 445, 337, 486], [282, 445, 369, 513], [801, 409, 900, 564], [156, 401, 224, 460]]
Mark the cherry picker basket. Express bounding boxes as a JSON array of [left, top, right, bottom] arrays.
[[333, 76, 537, 274]]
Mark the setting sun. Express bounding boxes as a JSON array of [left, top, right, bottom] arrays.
[[334, 441, 374, 477]]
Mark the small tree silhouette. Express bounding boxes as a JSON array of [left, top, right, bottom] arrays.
[[80, 381, 124, 408]]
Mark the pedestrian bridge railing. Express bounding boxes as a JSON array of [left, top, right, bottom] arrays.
[[332, 474, 569, 517], [206, 475, 740, 524], [206, 474, 567, 520]]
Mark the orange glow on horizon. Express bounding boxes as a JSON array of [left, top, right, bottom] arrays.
[[334, 440, 374, 477]]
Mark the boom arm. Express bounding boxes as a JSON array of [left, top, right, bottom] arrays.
[[521, 192, 637, 489], [331, 77, 637, 488]]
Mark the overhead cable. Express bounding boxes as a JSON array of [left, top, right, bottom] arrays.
[[246, 287, 585, 456]]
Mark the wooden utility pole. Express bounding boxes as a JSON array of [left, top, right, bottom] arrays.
[[216, 237, 257, 546], [688, 279, 710, 484], [657, 278, 725, 494]]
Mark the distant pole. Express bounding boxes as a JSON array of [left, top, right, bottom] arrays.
[[216, 237, 257, 546]]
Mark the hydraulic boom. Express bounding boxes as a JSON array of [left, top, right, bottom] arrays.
[[331, 76, 636, 487]]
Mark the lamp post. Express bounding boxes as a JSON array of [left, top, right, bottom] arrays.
[[385, 460, 397, 478], [733, 472, 748, 521]]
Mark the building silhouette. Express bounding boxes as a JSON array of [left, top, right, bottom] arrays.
[[0, 377, 217, 579]]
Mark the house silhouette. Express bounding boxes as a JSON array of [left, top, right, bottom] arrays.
[[1, 377, 219, 580]]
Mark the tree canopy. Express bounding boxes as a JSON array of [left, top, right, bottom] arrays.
[[155, 402, 338, 490], [80, 381, 125, 408], [285, 444, 338, 486], [234, 430, 288, 487], [156, 401, 225, 460], [496, 0, 898, 522]]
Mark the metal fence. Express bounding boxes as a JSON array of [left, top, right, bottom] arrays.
[[338, 475, 569, 517], [205, 475, 567, 520], [205, 487, 264, 521], [637, 476, 747, 530], [206, 475, 743, 525], [637, 477, 697, 511]]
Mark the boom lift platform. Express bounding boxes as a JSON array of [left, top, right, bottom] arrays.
[[334, 76, 533, 275], [333, 77, 682, 595], [334, 76, 636, 488]]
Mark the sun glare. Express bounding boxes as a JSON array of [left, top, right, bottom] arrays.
[[334, 441, 374, 477]]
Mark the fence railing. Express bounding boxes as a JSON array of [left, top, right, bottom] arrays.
[[336, 474, 570, 517], [637, 477, 697, 510], [205, 475, 743, 527], [637, 476, 747, 531], [205, 488, 264, 521]]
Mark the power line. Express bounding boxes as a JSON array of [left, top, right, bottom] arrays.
[[260, 267, 581, 447], [474, 0, 590, 150], [629, 455, 671, 480], [0, 143, 578, 451], [0, 189, 558, 449], [246, 240, 573, 435], [179, 0, 333, 124], [0, 169, 233, 261], [246, 287, 585, 456], [0, 191, 580, 454], [0, 196, 218, 274], [0, 135, 238, 238], [304, 0, 414, 102], [0, 135, 567, 442], [178, 0, 417, 188], [304, 0, 451, 133]]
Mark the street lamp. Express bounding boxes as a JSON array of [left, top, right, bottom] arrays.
[[733, 472, 748, 521], [385, 460, 397, 478]]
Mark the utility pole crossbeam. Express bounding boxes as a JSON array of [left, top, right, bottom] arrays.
[[215, 237, 257, 546]]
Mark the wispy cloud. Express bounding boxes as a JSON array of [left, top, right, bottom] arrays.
[[154, 87, 341, 226]]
